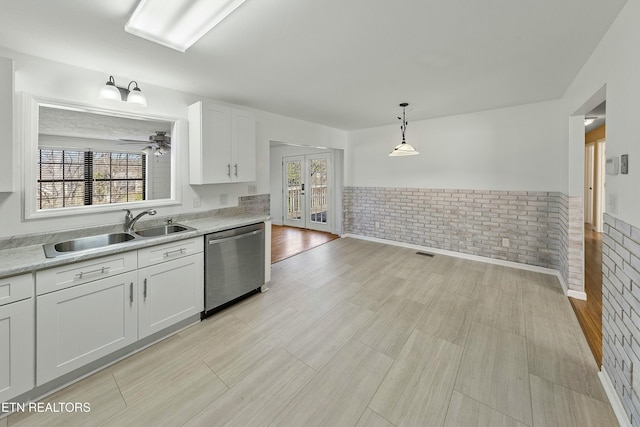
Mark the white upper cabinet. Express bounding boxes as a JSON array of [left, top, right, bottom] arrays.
[[231, 108, 256, 183], [0, 57, 14, 192], [188, 101, 256, 184]]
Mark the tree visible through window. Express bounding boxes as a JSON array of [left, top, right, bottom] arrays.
[[37, 149, 146, 210]]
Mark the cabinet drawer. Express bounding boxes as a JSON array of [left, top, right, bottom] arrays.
[[137, 237, 203, 268], [36, 251, 137, 295], [0, 273, 33, 306]]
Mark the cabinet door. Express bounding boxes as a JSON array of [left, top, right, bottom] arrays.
[[36, 271, 138, 386], [0, 298, 34, 402], [138, 253, 204, 339], [231, 108, 256, 182], [189, 101, 232, 184]]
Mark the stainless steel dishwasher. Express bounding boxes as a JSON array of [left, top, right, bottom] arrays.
[[203, 222, 265, 317]]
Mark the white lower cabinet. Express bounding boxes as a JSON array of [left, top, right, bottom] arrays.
[[35, 238, 205, 387], [36, 271, 138, 386], [138, 254, 204, 339], [0, 298, 34, 402]]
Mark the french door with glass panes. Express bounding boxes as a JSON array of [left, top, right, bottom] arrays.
[[282, 153, 332, 232]]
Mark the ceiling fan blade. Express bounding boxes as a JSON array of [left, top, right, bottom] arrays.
[[118, 138, 149, 143]]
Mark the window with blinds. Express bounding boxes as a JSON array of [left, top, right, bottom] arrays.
[[37, 149, 146, 210]]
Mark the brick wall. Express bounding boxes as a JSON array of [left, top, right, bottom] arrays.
[[559, 193, 570, 287], [567, 196, 585, 292], [343, 187, 569, 271], [602, 213, 640, 424]]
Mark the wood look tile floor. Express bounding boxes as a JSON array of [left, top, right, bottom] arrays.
[[569, 225, 603, 366], [270, 225, 339, 263], [4, 238, 618, 427]]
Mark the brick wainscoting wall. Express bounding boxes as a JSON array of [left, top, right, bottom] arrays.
[[343, 187, 583, 290], [602, 213, 640, 424]]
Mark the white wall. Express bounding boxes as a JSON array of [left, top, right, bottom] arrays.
[[346, 99, 567, 191], [0, 48, 347, 238], [563, 0, 640, 226], [0, 57, 13, 192]]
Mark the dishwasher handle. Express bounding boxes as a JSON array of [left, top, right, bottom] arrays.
[[208, 229, 263, 245]]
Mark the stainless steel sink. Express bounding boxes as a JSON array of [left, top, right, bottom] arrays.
[[42, 222, 196, 258], [133, 224, 195, 238], [43, 232, 137, 258]]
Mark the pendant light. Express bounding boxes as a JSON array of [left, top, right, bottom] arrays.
[[389, 102, 419, 156]]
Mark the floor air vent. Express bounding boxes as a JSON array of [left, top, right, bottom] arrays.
[[416, 251, 435, 257]]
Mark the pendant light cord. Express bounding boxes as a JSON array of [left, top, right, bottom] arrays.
[[399, 105, 408, 143]]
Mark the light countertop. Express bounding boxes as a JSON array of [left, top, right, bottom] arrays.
[[0, 214, 269, 280]]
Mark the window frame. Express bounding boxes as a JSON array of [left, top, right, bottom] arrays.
[[23, 94, 181, 220], [36, 149, 147, 210]]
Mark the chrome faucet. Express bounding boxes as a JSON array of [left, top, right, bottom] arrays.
[[124, 209, 157, 232]]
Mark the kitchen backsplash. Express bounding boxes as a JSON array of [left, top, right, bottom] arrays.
[[0, 194, 270, 249]]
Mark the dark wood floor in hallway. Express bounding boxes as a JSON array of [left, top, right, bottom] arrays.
[[570, 225, 603, 366], [271, 225, 339, 264]]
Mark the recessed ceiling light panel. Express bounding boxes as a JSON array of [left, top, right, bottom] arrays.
[[125, 0, 247, 52]]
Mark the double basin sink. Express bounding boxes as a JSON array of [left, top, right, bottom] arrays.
[[43, 224, 196, 258]]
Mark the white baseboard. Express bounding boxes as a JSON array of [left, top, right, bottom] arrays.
[[599, 367, 631, 427], [343, 233, 562, 276], [567, 289, 587, 300]]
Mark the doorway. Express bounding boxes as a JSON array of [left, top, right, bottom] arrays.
[[570, 100, 606, 366], [282, 153, 332, 233]]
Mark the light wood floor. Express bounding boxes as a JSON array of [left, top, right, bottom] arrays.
[[4, 238, 617, 427], [569, 226, 603, 366], [271, 224, 339, 263]]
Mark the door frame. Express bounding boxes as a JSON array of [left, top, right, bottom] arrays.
[[282, 152, 333, 233], [595, 139, 606, 232], [584, 142, 595, 227], [305, 153, 332, 233], [282, 155, 305, 228]]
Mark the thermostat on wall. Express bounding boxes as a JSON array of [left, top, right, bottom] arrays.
[[621, 154, 629, 174], [606, 156, 619, 175]]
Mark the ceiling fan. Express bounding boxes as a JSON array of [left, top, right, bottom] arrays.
[[118, 131, 171, 156]]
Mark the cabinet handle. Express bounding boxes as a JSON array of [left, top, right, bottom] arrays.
[[75, 266, 110, 280], [227, 163, 231, 177], [234, 163, 238, 177], [164, 248, 186, 258], [144, 278, 148, 299], [129, 282, 133, 303]]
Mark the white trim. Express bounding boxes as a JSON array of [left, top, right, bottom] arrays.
[[343, 233, 574, 291], [21, 93, 182, 220], [567, 289, 587, 300], [599, 366, 632, 427]]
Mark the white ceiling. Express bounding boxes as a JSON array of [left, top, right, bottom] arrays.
[[0, 0, 628, 130]]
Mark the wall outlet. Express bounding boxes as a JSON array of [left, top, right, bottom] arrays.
[[502, 238, 510, 248], [248, 184, 257, 194], [220, 194, 228, 205], [375, 221, 380, 229], [193, 196, 201, 208]]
